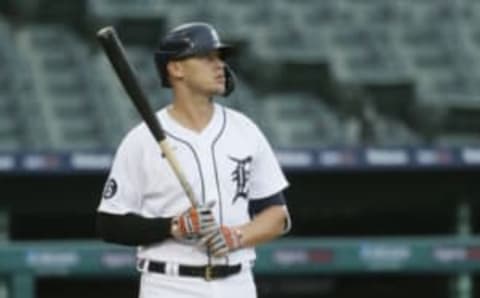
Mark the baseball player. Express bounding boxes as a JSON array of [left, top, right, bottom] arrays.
[[96, 22, 291, 298]]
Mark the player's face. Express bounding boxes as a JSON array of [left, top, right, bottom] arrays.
[[181, 50, 226, 96]]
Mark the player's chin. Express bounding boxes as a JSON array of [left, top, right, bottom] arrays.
[[211, 84, 226, 96]]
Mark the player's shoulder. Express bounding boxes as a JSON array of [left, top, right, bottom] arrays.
[[221, 104, 260, 132], [117, 113, 159, 150], [124, 121, 151, 142]]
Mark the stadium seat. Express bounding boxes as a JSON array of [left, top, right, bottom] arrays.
[[124, 46, 168, 108], [282, 0, 348, 32], [0, 21, 26, 151], [0, 18, 15, 83], [463, 0, 480, 21], [2, 1, 480, 149], [402, 0, 459, 25], [92, 52, 141, 147], [341, 0, 404, 25], [249, 11, 329, 65], [211, 0, 275, 41], [370, 116, 422, 146], [397, 23, 460, 89], [416, 71, 470, 101], [460, 18, 480, 66], [434, 133, 480, 146], [327, 24, 409, 85], [163, 2, 212, 29], [0, 98, 23, 151], [15, 25, 114, 149], [261, 93, 346, 147], [221, 77, 259, 118], [91, 44, 176, 147], [87, 0, 165, 18]]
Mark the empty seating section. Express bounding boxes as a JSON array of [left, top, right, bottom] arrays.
[[435, 134, 480, 146], [0, 18, 25, 150], [327, 24, 409, 85], [122, 46, 169, 109], [92, 51, 142, 146], [16, 25, 110, 150], [88, 0, 164, 19], [261, 93, 346, 147], [0, 0, 479, 149]]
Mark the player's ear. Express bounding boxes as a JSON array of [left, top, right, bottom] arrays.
[[167, 60, 185, 82]]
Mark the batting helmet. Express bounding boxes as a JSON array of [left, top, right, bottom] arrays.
[[154, 22, 235, 96]]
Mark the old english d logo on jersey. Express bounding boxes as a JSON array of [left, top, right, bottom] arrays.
[[229, 156, 252, 204]]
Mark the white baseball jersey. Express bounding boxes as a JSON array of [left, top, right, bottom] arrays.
[[98, 102, 289, 266]]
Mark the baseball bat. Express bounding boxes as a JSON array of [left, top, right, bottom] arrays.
[[96, 26, 199, 207]]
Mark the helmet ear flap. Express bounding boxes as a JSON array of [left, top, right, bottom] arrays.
[[154, 52, 170, 87], [223, 64, 236, 97], [154, 39, 193, 88]]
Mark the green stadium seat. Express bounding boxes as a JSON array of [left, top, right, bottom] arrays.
[[3, 0, 480, 149], [327, 24, 409, 85], [91, 52, 139, 147], [406, 24, 478, 105], [461, 19, 480, 64], [341, 0, 404, 25], [0, 104, 23, 151], [434, 133, 480, 146], [211, 1, 273, 41], [397, 23, 459, 85], [250, 12, 330, 65], [276, 0, 349, 25], [0, 21, 27, 151], [300, 0, 349, 26], [164, 3, 211, 28], [261, 93, 346, 147], [88, 0, 165, 18], [91, 45, 176, 147], [220, 77, 258, 116], [402, 0, 459, 25], [416, 71, 464, 96], [462, 0, 480, 21], [125, 46, 168, 109], [370, 116, 422, 146], [15, 25, 115, 149], [415, 71, 480, 111]]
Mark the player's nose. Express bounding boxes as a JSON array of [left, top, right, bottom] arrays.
[[214, 57, 225, 69]]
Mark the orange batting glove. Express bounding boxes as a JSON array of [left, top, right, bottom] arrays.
[[172, 202, 217, 241], [201, 225, 243, 257]]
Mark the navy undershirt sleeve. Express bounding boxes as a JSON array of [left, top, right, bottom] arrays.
[[96, 212, 172, 246], [248, 192, 286, 218]]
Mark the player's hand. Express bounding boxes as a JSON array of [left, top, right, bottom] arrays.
[[171, 201, 217, 241], [200, 225, 243, 257]]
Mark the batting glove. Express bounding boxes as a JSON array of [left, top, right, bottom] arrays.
[[171, 201, 217, 242], [201, 225, 243, 257]]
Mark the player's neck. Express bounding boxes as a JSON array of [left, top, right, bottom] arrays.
[[169, 96, 214, 133]]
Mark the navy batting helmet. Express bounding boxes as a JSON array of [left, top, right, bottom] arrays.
[[154, 22, 235, 96]]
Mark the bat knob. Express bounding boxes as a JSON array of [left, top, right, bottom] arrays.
[[97, 26, 115, 38]]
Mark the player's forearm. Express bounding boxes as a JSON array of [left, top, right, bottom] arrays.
[[96, 212, 173, 246], [236, 205, 288, 248]]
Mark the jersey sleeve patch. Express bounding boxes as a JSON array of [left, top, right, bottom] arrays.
[[102, 178, 118, 199]]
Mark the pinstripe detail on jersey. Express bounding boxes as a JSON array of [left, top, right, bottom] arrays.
[[164, 131, 206, 204], [211, 106, 227, 262], [211, 106, 227, 225]]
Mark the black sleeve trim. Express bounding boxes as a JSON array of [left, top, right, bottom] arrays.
[[96, 212, 172, 246], [248, 192, 286, 218]]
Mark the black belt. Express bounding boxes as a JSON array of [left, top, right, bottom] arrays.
[[139, 260, 242, 281]]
